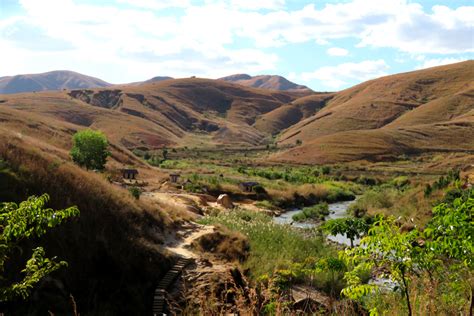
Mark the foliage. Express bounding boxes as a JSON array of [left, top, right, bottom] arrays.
[[322, 217, 372, 247], [0, 194, 79, 301], [70, 129, 110, 170], [198, 209, 333, 278], [340, 189, 473, 315], [128, 186, 141, 200], [292, 203, 329, 222]]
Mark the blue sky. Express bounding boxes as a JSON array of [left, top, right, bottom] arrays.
[[0, 0, 473, 90]]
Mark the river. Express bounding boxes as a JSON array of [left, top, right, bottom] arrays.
[[274, 199, 397, 289], [273, 199, 360, 246]]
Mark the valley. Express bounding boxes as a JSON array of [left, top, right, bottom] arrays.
[[0, 61, 472, 315]]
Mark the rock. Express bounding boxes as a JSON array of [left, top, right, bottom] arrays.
[[217, 194, 233, 209]]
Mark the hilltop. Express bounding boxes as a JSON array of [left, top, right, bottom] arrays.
[[0, 61, 472, 165], [0, 70, 110, 94], [219, 74, 312, 92], [273, 60, 474, 163]]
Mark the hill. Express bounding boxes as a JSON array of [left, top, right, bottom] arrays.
[[219, 74, 312, 92], [128, 76, 174, 86], [273, 60, 474, 163], [0, 78, 305, 151], [0, 70, 111, 94]]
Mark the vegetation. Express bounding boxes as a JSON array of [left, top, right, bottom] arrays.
[[199, 209, 333, 278], [322, 217, 372, 247], [128, 186, 141, 200], [70, 129, 110, 170], [292, 203, 329, 222], [0, 194, 79, 301], [340, 189, 473, 315]]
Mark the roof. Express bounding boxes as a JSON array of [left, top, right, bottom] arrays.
[[121, 168, 139, 174], [239, 181, 259, 186], [169, 173, 181, 177]]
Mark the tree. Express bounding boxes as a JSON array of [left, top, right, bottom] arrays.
[[322, 217, 371, 247], [0, 194, 79, 301], [340, 189, 473, 315], [70, 129, 110, 170]]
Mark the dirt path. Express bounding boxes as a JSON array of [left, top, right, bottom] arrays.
[[164, 222, 215, 259]]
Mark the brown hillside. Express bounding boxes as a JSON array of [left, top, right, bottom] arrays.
[[273, 61, 474, 163], [219, 74, 312, 92], [279, 60, 474, 145], [0, 78, 305, 150], [254, 93, 334, 135]]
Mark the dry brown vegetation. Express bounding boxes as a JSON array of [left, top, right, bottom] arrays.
[[0, 131, 176, 315], [274, 60, 474, 163]]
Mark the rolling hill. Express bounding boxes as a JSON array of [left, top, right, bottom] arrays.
[[273, 60, 474, 163], [0, 78, 306, 155], [0, 61, 472, 165], [0, 70, 111, 94], [219, 74, 312, 92]]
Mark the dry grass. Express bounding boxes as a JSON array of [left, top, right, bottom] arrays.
[[275, 60, 474, 164], [0, 132, 176, 315]]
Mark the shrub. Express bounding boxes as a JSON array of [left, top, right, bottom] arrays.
[[292, 203, 329, 222], [128, 186, 141, 200], [321, 166, 331, 175]]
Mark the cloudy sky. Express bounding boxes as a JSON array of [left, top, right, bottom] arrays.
[[0, 0, 473, 90]]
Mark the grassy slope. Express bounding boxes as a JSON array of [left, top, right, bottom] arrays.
[[0, 130, 175, 315], [0, 78, 305, 150], [273, 61, 474, 163]]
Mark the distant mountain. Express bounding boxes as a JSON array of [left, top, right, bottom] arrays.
[[219, 74, 311, 92], [127, 76, 174, 86], [0, 70, 111, 94]]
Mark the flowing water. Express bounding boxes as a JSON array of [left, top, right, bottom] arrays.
[[273, 199, 360, 246], [274, 199, 397, 289]]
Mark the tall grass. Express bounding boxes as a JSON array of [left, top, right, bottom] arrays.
[[198, 209, 335, 278]]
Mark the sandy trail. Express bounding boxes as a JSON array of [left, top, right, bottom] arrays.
[[164, 223, 215, 259]]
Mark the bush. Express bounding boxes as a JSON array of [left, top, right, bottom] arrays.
[[128, 186, 141, 200], [292, 203, 329, 222], [321, 166, 331, 175]]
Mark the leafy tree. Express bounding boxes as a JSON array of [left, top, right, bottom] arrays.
[[70, 129, 110, 170], [340, 189, 473, 315], [0, 194, 79, 301], [322, 217, 371, 247]]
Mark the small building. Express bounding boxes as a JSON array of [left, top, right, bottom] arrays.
[[169, 173, 180, 183], [121, 168, 138, 180], [239, 181, 259, 192]]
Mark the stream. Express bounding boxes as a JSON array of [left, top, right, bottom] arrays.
[[273, 199, 397, 289], [273, 199, 360, 246]]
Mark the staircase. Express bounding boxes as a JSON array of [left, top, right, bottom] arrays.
[[153, 257, 193, 316]]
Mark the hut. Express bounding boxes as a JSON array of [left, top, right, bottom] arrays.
[[239, 181, 259, 192], [169, 173, 180, 183], [121, 168, 138, 180]]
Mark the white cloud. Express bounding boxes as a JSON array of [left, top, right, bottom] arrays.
[[417, 57, 469, 69], [229, 0, 285, 10], [116, 0, 190, 10], [327, 47, 349, 56], [1, 0, 472, 83], [300, 59, 389, 89]]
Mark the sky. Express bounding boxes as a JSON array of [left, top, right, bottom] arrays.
[[0, 0, 473, 91]]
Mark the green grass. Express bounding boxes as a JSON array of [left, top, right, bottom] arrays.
[[198, 209, 335, 278]]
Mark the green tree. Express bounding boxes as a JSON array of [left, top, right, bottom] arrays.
[[70, 129, 110, 170], [322, 217, 371, 247], [0, 194, 79, 301], [340, 190, 473, 315]]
